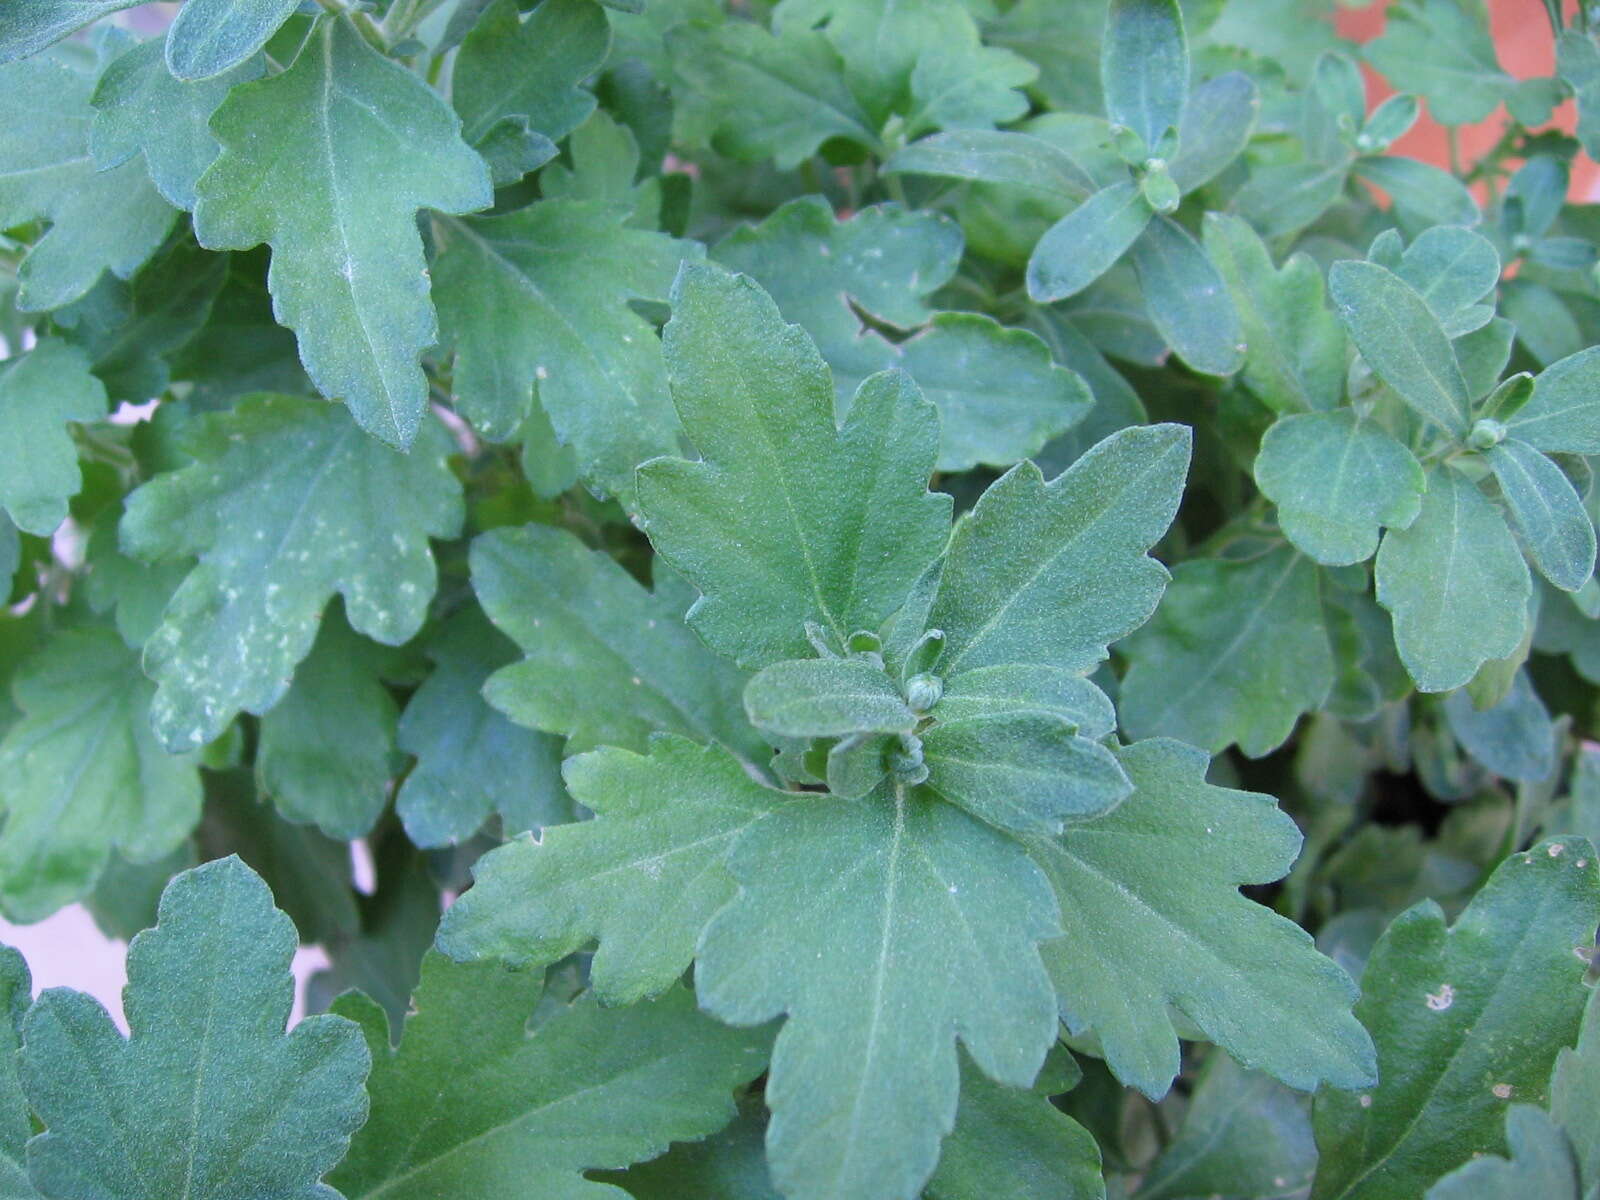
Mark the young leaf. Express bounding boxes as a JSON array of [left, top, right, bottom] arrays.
[[452, 0, 607, 183], [1120, 546, 1335, 757], [192, 16, 493, 448], [166, 0, 299, 80], [1311, 838, 1600, 1200], [121, 394, 464, 751], [1129, 214, 1245, 376], [1508, 346, 1600, 453], [471, 523, 765, 763], [1101, 0, 1187, 152], [331, 954, 767, 1200], [1203, 213, 1345, 413], [638, 266, 951, 668], [920, 711, 1131, 832], [1328, 259, 1471, 435], [90, 36, 262, 211], [1026, 182, 1154, 302], [395, 606, 571, 848], [1171, 72, 1258, 193], [255, 608, 402, 840], [928, 422, 1190, 679], [0, 340, 107, 537], [432, 200, 701, 501], [1023, 739, 1376, 1099], [0, 628, 200, 923], [933, 665, 1117, 733], [20, 856, 371, 1197], [1255, 409, 1425, 565], [0, 0, 142, 64], [744, 658, 915, 738], [696, 785, 1060, 1200], [1485, 439, 1597, 592], [437, 737, 782, 1003], [0, 56, 175, 312], [1375, 465, 1531, 692]]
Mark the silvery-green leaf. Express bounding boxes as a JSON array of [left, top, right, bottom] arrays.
[[1486, 438, 1597, 592]]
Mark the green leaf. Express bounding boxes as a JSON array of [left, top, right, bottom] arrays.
[[1255, 409, 1425, 565], [1120, 546, 1335, 757], [89, 36, 261, 210], [1364, 0, 1512, 126], [696, 784, 1060, 1200], [1426, 1106, 1583, 1200], [934, 665, 1117, 733], [1311, 838, 1600, 1200], [255, 607, 402, 839], [1235, 160, 1351, 240], [1559, 30, 1600, 163], [0, 0, 143, 65], [714, 199, 1089, 472], [1136, 1050, 1317, 1200], [1024, 739, 1376, 1099], [1352, 156, 1480, 228], [0, 340, 107, 536], [1171, 71, 1259, 194], [1393, 226, 1500, 333], [453, 0, 608, 184], [921, 711, 1131, 833], [0, 55, 176, 312], [1508, 346, 1600, 453], [928, 422, 1190, 679], [330, 954, 767, 1199], [638, 265, 951, 668], [165, 0, 298, 80], [437, 736, 781, 1001], [0, 947, 36, 1198], [598, 1098, 781, 1200], [1026, 182, 1154, 302], [745, 657, 915, 737], [1130, 213, 1245, 376], [927, 1050, 1105, 1200], [1443, 667, 1556, 783], [1102, 0, 1187, 151], [0, 627, 200, 923], [20, 856, 371, 1198], [1329, 259, 1471, 435], [121, 394, 464, 751], [883, 130, 1094, 199], [1375, 464, 1530, 692], [668, 20, 877, 168], [432, 200, 701, 502], [904, 36, 1036, 138], [1486, 439, 1597, 592], [395, 605, 572, 848], [1203, 213, 1345, 413], [1550, 985, 1600, 1198], [192, 16, 493, 448], [471, 523, 765, 763]]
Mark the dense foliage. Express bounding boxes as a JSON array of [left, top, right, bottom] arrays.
[[0, 0, 1598, 1195]]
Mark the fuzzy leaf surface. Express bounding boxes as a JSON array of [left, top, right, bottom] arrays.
[[0, 340, 107, 537]]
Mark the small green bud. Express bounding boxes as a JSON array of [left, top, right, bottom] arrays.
[[904, 673, 943, 713], [1140, 161, 1180, 214], [1109, 124, 1148, 165], [888, 733, 928, 785], [1468, 418, 1507, 450]]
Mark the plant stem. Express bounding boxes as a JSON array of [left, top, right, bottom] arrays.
[[314, 0, 390, 53]]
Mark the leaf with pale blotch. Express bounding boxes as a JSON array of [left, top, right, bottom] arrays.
[[1312, 839, 1600, 1200], [1255, 410, 1425, 566], [0, 55, 175, 312], [21, 857, 371, 1199], [437, 736, 782, 1003], [0, 628, 200, 924], [1120, 546, 1334, 757], [192, 16, 493, 448], [1376, 464, 1531, 692], [471, 522, 766, 764], [396, 605, 572, 848], [452, 0, 608, 184], [639, 265, 951, 669], [121, 394, 463, 752], [928, 423, 1189, 682], [0, 340, 106, 536], [1486, 439, 1596, 592], [330, 953, 767, 1200], [697, 783, 1061, 1200], [1204, 212, 1345, 413], [432, 201, 701, 502], [91, 35, 262, 210], [255, 607, 403, 840], [1025, 739, 1376, 1100]]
